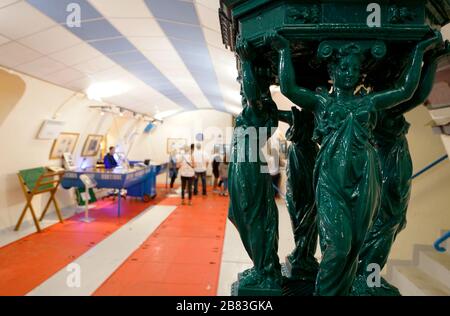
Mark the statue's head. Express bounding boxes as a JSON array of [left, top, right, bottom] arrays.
[[328, 44, 362, 91]]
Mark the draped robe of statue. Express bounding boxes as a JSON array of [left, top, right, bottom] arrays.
[[228, 91, 282, 290], [352, 46, 448, 295], [219, 0, 448, 297], [280, 108, 319, 281], [270, 31, 441, 295]]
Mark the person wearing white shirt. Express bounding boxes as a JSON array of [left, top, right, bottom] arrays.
[[193, 143, 210, 196], [177, 144, 195, 205]]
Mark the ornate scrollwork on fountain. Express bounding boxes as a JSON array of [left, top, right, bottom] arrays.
[[389, 5, 417, 24], [286, 4, 320, 24]]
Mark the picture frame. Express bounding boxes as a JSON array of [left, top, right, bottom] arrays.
[[49, 132, 79, 160], [195, 132, 204, 142], [36, 119, 65, 140], [81, 134, 103, 157], [167, 138, 187, 154]]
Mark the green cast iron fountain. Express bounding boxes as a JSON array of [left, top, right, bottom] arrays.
[[221, 0, 450, 296]]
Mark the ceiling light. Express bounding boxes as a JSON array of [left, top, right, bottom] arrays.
[[154, 110, 180, 121], [86, 81, 130, 102]]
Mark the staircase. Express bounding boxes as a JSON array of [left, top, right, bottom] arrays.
[[386, 230, 450, 296]]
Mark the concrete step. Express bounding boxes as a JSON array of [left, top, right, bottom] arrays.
[[390, 265, 450, 296], [418, 249, 450, 287]]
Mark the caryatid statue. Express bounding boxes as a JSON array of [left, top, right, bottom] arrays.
[[278, 107, 319, 284], [220, 0, 449, 296], [270, 31, 441, 296], [228, 39, 282, 296], [352, 41, 450, 296]]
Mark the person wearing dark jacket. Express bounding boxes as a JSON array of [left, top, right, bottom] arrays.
[[104, 147, 118, 169], [212, 154, 221, 192]]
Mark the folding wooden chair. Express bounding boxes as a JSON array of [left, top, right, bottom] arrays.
[[15, 167, 65, 233]]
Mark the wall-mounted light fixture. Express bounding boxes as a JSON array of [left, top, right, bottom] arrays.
[[89, 105, 163, 124]]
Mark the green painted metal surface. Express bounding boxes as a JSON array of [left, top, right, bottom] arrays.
[[220, 1, 449, 52], [281, 108, 319, 282], [351, 42, 449, 296], [228, 89, 283, 295], [221, 0, 449, 296]]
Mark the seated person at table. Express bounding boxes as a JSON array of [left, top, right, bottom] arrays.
[[104, 147, 118, 169]]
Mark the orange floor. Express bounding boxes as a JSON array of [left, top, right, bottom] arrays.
[[0, 187, 229, 296], [94, 193, 229, 296], [0, 188, 166, 296]]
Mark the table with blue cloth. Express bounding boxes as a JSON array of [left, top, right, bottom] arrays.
[[61, 164, 167, 217]]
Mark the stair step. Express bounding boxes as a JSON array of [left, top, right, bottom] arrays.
[[391, 265, 450, 296], [418, 250, 450, 287]]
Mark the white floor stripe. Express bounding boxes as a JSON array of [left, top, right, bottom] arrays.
[[27, 205, 176, 296]]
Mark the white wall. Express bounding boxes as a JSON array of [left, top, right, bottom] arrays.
[[391, 106, 450, 260], [0, 67, 111, 231], [127, 109, 234, 183]]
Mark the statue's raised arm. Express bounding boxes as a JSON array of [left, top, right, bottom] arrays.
[[269, 32, 325, 111], [390, 41, 450, 116], [278, 110, 294, 125], [371, 31, 443, 111], [236, 36, 262, 111]]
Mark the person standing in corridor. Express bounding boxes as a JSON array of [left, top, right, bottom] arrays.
[[178, 144, 195, 206], [219, 154, 229, 196], [193, 143, 210, 196]]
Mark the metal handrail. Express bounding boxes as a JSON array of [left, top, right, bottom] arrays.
[[412, 154, 448, 179], [411, 154, 450, 252], [434, 231, 450, 252]]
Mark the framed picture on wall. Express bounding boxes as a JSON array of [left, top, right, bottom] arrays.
[[81, 134, 103, 157], [49, 132, 79, 160], [36, 119, 65, 140], [167, 138, 187, 154], [195, 132, 204, 142]]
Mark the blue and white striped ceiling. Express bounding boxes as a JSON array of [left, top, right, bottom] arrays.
[[0, 0, 240, 116], [145, 0, 226, 111]]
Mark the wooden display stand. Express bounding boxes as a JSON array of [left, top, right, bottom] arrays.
[[15, 167, 65, 233]]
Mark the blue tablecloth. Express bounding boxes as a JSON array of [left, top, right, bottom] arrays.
[[61, 164, 167, 216]]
